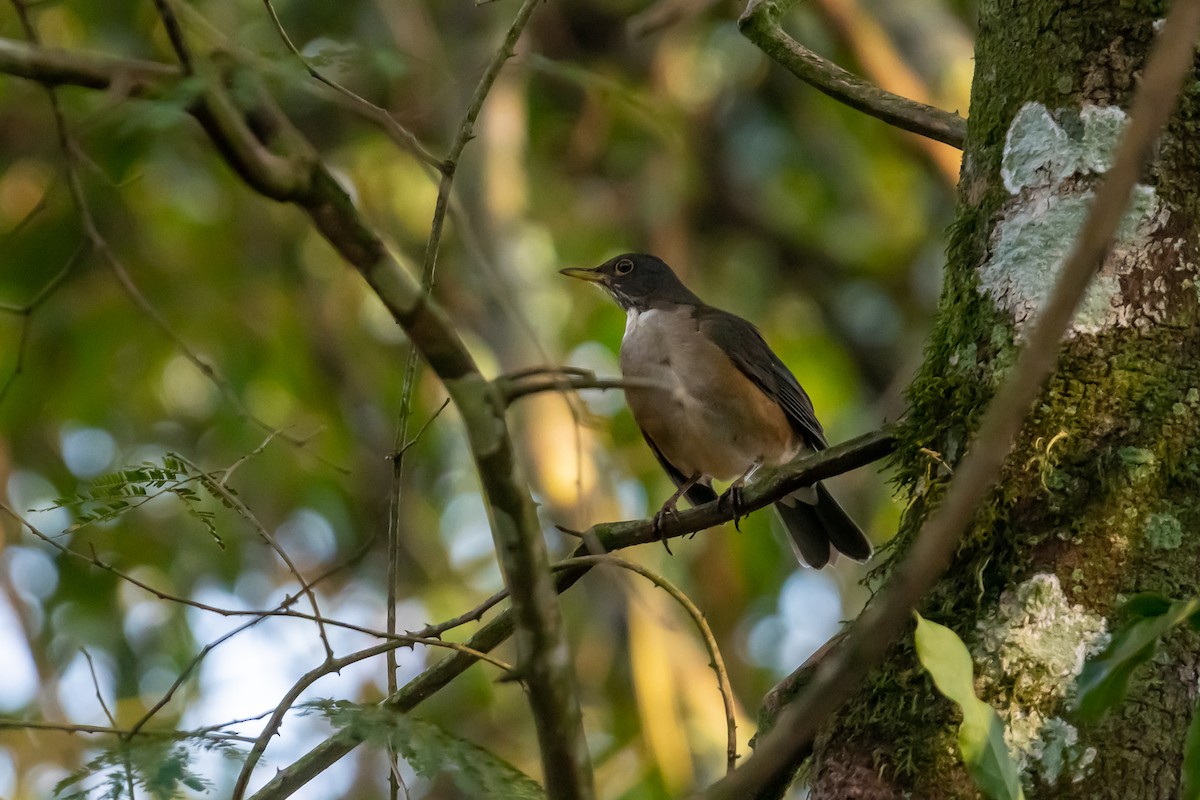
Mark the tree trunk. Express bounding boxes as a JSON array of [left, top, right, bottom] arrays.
[[810, 1, 1200, 797]]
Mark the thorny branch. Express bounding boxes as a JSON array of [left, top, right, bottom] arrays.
[[247, 428, 896, 799], [0, 4, 590, 797], [0, 5, 920, 797]]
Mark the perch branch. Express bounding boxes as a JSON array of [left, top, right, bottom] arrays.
[[247, 427, 897, 799], [0, 14, 593, 798]]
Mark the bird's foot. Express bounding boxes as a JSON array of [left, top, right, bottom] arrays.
[[721, 462, 761, 531], [651, 501, 681, 555], [651, 474, 701, 555], [718, 482, 747, 531]]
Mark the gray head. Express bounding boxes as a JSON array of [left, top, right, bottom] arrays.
[[559, 253, 703, 311]]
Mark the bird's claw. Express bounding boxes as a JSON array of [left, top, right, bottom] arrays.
[[651, 502, 680, 555], [719, 483, 747, 531]]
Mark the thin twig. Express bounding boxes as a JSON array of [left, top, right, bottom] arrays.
[[260, 0, 441, 171], [151, 0, 193, 73], [383, 383, 444, 797], [79, 646, 136, 800], [559, 555, 739, 774], [246, 428, 896, 799], [697, 1, 1200, 795], [174, 452, 335, 660], [738, 0, 966, 148], [0, 502, 511, 664], [412, 587, 511, 639], [230, 640, 511, 799], [0, 719, 256, 744], [498, 369, 672, 404], [0, 242, 87, 405], [79, 649, 117, 728]]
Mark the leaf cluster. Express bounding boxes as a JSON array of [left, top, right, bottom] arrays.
[[54, 736, 241, 800], [45, 453, 237, 547]]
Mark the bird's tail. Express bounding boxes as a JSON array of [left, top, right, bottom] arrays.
[[774, 482, 872, 569]]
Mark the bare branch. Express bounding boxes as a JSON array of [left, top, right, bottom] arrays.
[[259, 0, 442, 171], [247, 427, 897, 799], [0, 37, 177, 95], [0, 243, 87, 405], [559, 554, 739, 774], [738, 0, 966, 149], [698, 1, 1200, 796], [0, 719, 256, 744], [496, 366, 672, 404]]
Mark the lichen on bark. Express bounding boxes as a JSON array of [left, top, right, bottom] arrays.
[[808, 1, 1200, 797]]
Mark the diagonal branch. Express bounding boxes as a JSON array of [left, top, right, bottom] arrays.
[[738, 0, 966, 149], [698, 0, 1200, 796], [0, 26, 593, 800], [0, 38, 176, 95], [246, 428, 897, 799]]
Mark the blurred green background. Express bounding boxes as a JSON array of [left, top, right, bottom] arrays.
[[0, 0, 972, 796]]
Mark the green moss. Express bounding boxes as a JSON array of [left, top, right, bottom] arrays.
[[813, 3, 1200, 795], [1144, 511, 1183, 550]]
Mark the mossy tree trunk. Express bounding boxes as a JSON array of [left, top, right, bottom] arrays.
[[809, 1, 1200, 797]]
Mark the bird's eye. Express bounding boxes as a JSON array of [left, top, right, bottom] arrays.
[[615, 258, 634, 275]]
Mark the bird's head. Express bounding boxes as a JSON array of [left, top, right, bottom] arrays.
[[559, 253, 701, 311]]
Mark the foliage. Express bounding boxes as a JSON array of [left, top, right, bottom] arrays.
[[913, 613, 1025, 800], [54, 736, 240, 800], [304, 700, 547, 799], [1073, 594, 1200, 724], [45, 454, 234, 546]]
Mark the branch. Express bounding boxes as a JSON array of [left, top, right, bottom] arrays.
[[0, 719, 255, 744], [0, 21, 593, 799], [259, 0, 442, 171], [0, 38, 176, 96], [560, 555, 739, 774], [495, 366, 672, 404], [697, 0, 1200, 796], [738, 0, 966, 149], [247, 428, 897, 799], [231, 639, 513, 798]]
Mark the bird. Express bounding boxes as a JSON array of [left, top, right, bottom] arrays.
[[560, 252, 871, 569]]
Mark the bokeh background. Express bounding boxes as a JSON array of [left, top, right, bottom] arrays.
[[0, 0, 973, 796]]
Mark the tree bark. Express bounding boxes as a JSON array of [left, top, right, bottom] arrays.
[[810, 1, 1200, 797]]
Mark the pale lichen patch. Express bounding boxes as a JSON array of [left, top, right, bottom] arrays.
[[982, 101, 1178, 337], [1144, 511, 1183, 550], [973, 574, 1109, 786], [1001, 103, 1073, 193], [1006, 711, 1097, 784]]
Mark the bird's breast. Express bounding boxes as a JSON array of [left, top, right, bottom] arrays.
[[619, 306, 800, 481]]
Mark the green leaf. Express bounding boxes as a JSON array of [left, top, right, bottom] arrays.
[[1074, 598, 1200, 723], [914, 613, 1025, 800], [1118, 592, 1173, 620], [310, 701, 546, 799], [1183, 695, 1200, 800], [52, 738, 225, 800]]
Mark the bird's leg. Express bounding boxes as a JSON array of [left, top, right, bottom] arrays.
[[720, 463, 761, 531], [652, 473, 702, 554]]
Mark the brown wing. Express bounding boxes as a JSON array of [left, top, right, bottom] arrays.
[[695, 306, 828, 450]]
